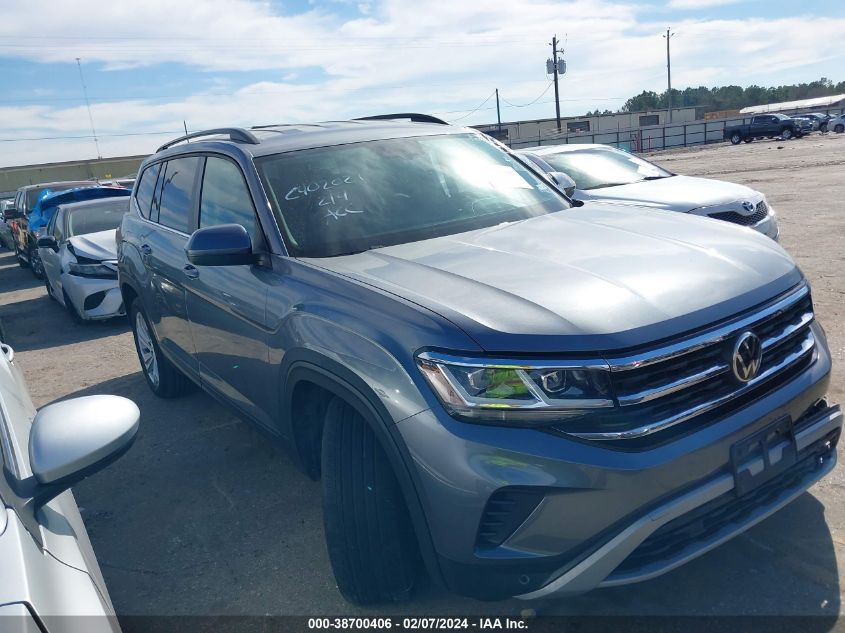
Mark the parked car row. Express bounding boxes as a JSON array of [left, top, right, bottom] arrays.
[[724, 111, 845, 144], [1, 115, 840, 619]]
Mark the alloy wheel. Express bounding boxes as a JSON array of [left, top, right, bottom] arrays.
[[135, 312, 160, 387]]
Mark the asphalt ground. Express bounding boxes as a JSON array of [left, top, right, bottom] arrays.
[[0, 132, 843, 623]]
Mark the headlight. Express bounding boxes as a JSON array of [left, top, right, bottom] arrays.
[[67, 260, 117, 278], [416, 351, 613, 426]]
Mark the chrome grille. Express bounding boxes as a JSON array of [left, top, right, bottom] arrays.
[[710, 200, 768, 226], [560, 285, 815, 441]]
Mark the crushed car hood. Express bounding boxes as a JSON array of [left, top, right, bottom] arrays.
[[578, 175, 763, 213], [304, 205, 801, 353], [68, 229, 117, 261]]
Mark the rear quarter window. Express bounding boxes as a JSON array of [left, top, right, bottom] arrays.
[[134, 163, 161, 219], [157, 157, 202, 233]]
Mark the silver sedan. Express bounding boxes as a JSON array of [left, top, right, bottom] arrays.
[[38, 198, 128, 321], [0, 326, 139, 631]]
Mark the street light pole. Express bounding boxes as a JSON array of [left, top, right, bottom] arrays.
[[75, 57, 101, 159]]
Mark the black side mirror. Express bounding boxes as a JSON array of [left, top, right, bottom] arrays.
[[186, 224, 254, 266], [3, 208, 21, 220], [37, 235, 58, 251]]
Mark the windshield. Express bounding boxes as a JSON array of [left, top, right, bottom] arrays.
[[67, 199, 129, 237], [537, 147, 672, 190], [256, 133, 568, 257]]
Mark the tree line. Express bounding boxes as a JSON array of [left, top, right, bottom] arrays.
[[584, 78, 844, 116]]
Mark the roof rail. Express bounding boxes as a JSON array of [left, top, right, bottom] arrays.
[[156, 128, 261, 152], [354, 113, 449, 125]]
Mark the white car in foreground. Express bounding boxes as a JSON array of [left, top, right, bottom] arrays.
[[37, 197, 128, 321], [518, 143, 779, 240]]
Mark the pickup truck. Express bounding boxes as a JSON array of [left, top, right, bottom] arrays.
[[7, 180, 94, 272], [724, 113, 803, 144]]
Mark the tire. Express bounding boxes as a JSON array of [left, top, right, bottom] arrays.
[[730, 132, 742, 145], [62, 289, 86, 325], [45, 277, 56, 301], [129, 298, 193, 398], [781, 128, 793, 140], [743, 137, 753, 143], [29, 244, 44, 279], [835, 124, 844, 134], [821, 123, 828, 133], [321, 396, 418, 605], [14, 241, 29, 268]]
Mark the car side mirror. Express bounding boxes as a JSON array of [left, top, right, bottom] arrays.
[[186, 224, 254, 266], [37, 235, 58, 251], [25, 395, 139, 508], [548, 171, 577, 197], [3, 208, 21, 220]]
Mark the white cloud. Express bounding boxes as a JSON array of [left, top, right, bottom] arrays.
[[0, 0, 842, 166], [668, 0, 746, 9]]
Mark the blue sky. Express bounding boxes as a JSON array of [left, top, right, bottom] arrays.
[[0, 0, 842, 166]]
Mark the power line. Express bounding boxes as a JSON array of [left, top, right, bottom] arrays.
[[500, 82, 553, 108], [448, 90, 498, 122]]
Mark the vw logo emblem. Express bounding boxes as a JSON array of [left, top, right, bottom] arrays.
[[732, 331, 763, 383], [742, 201, 755, 213]]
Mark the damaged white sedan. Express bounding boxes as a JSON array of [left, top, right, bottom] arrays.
[[37, 197, 128, 322]]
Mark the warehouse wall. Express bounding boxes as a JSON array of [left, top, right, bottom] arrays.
[[0, 155, 147, 193]]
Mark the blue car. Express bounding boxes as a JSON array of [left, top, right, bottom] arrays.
[[20, 186, 130, 279]]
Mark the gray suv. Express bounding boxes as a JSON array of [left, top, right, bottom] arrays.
[[117, 115, 841, 604]]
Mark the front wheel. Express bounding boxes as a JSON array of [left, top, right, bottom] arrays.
[[321, 397, 419, 605], [730, 132, 742, 145], [743, 137, 753, 143], [129, 299, 193, 398], [835, 124, 844, 134], [781, 128, 793, 140], [29, 245, 44, 279], [14, 241, 29, 268]]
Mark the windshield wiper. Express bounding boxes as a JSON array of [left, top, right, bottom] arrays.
[[641, 175, 672, 181]]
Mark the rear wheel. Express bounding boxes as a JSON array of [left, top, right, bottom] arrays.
[[781, 128, 793, 140], [730, 132, 742, 145], [835, 124, 844, 134], [743, 137, 753, 143], [129, 299, 193, 398], [321, 396, 419, 605]]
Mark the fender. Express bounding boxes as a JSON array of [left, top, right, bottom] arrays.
[[280, 350, 445, 590]]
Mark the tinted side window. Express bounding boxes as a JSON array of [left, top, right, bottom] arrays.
[[157, 157, 201, 233], [134, 163, 161, 219], [199, 157, 257, 238]]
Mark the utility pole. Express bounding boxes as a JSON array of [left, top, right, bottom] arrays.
[[75, 57, 101, 159], [495, 88, 502, 137], [663, 28, 675, 123], [551, 35, 561, 132]]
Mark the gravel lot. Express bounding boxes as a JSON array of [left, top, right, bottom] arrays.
[[1, 133, 844, 620]]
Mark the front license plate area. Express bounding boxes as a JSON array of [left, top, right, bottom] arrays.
[[731, 416, 797, 497]]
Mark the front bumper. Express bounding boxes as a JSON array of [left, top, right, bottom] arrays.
[[61, 273, 124, 320], [518, 403, 840, 598], [397, 330, 834, 600]]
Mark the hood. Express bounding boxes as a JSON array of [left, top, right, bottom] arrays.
[[578, 175, 763, 213], [68, 229, 117, 261], [303, 205, 801, 353]]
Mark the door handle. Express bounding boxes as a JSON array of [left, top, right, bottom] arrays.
[[183, 264, 200, 279], [140, 243, 153, 256]]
